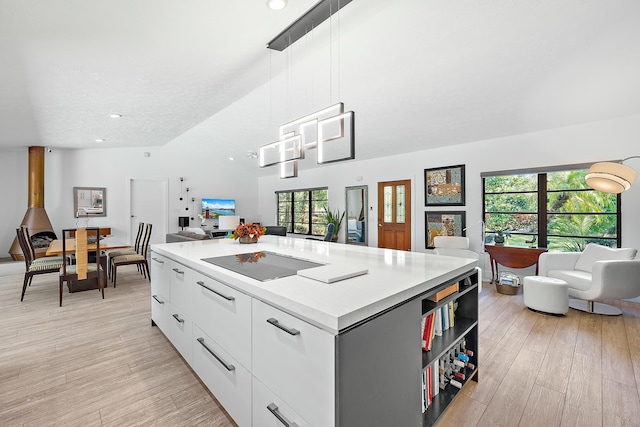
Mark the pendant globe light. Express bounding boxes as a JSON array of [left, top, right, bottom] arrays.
[[585, 157, 640, 194]]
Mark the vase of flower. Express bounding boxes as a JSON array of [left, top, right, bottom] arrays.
[[230, 223, 266, 244]]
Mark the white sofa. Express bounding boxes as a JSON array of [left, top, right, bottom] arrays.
[[538, 243, 640, 315]]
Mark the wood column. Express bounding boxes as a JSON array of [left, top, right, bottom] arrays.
[[28, 146, 45, 208]]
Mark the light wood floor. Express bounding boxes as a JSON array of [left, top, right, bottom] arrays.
[[0, 262, 236, 427], [2, 262, 640, 426]]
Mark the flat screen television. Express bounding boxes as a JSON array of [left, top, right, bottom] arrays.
[[201, 198, 236, 219]]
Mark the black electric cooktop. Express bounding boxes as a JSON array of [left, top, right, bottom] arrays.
[[202, 251, 324, 282]]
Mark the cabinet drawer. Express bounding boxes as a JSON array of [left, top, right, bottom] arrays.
[[191, 271, 251, 369], [169, 262, 191, 313], [253, 377, 312, 427], [192, 325, 251, 427], [150, 253, 170, 302], [150, 292, 169, 331], [252, 300, 335, 427], [164, 304, 192, 364]]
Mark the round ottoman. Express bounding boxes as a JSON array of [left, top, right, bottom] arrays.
[[523, 276, 569, 315]]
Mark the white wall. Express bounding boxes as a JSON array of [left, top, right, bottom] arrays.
[[3, 112, 638, 265], [258, 114, 640, 276], [1, 141, 262, 255], [0, 149, 28, 253]]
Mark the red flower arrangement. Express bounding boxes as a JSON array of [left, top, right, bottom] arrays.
[[229, 223, 266, 240]]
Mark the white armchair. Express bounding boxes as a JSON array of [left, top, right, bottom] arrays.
[[432, 236, 483, 292], [538, 243, 640, 315]]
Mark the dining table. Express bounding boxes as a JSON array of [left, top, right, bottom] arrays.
[[47, 238, 131, 292]]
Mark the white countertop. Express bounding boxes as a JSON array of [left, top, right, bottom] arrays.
[[151, 236, 477, 334]]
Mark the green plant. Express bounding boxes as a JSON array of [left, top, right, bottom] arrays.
[[324, 206, 345, 238]]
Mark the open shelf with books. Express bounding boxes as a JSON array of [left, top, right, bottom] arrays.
[[419, 269, 479, 425]]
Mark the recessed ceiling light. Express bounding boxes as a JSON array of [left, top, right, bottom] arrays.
[[95, 139, 106, 142], [266, 0, 287, 10], [229, 157, 235, 161], [109, 114, 122, 118]]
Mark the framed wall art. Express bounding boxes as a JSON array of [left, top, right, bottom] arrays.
[[425, 211, 466, 248], [424, 164, 465, 206]]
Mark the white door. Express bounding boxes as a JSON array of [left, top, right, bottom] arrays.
[[130, 178, 168, 247]]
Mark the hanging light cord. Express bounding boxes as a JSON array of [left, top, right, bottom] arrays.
[[621, 156, 640, 163]]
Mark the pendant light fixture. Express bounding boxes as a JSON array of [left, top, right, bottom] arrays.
[[261, 0, 355, 178], [585, 156, 640, 194]]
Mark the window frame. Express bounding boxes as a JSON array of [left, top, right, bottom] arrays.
[[276, 187, 328, 236], [482, 163, 622, 249]]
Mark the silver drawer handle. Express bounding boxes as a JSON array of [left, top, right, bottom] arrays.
[[172, 268, 184, 274], [267, 403, 299, 427], [196, 281, 235, 301], [172, 314, 184, 323], [196, 337, 235, 371], [152, 295, 164, 304], [152, 258, 164, 264], [267, 318, 300, 336]]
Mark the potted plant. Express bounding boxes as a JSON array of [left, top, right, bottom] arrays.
[[324, 206, 345, 242], [494, 230, 511, 245]]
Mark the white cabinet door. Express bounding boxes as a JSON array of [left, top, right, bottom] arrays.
[[252, 377, 311, 427], [150, 252, 170, 302], [150, 292, 169, 331], [252, 300, 335, 427], [169, 262, 191, 313], [164, 304, 193, 363], [191, 271, 252, 370], [192, 325, 251, 427], [150, 252, 171, 329]]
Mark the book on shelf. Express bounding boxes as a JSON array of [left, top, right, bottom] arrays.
[[432, 359, 439, 398], [421, 369, 426, 412], [442, 305, 449, 331], [434, 308, 443, 336], [448, 301, 455, 328], [422, 311, 438, 351], [427, 282, 459, 302]]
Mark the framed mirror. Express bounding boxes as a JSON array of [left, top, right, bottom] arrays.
[[74, 187, 106, 217], [345, 185, 368, 245]]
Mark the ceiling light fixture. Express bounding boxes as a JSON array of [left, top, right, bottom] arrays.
[[95, 139, 106, 143], [585, 156, 640, 193], [267, 0, 353, 51], [266, 0, 287, 11], [109, 114, 122, 118], [261, 0, 356, 178]]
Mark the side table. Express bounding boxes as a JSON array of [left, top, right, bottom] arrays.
[[485, 244, 548, 283]]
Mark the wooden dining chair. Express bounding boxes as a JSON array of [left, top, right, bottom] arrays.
[[16, 226, 64, 302], [107, 221, 144, 280], [59, 227, 105, 306], [112, 223, 152, 288]]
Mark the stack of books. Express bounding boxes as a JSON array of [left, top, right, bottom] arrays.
[[421, 283, 459, 351]]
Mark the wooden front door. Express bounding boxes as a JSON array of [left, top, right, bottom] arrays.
[[377, 180, 412, 251]]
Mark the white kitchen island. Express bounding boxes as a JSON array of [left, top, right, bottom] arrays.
[[150, 236, 479, 427]]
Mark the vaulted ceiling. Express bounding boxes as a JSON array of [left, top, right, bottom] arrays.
[[2, 0, 639, 166]]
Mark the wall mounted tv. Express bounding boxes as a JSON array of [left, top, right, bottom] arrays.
[[201, 198, 236, 219]]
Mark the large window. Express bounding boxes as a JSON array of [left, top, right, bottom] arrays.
[[483, 166, 620, 251], [277, 188, 328, 236]]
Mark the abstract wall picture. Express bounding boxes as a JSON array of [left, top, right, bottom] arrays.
[[424, 164, 465, 206], [425, 211, 466, 248]]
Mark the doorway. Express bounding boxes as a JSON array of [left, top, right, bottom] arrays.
[[377, 179, 412, 251], [129, 178, 168, 247]]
